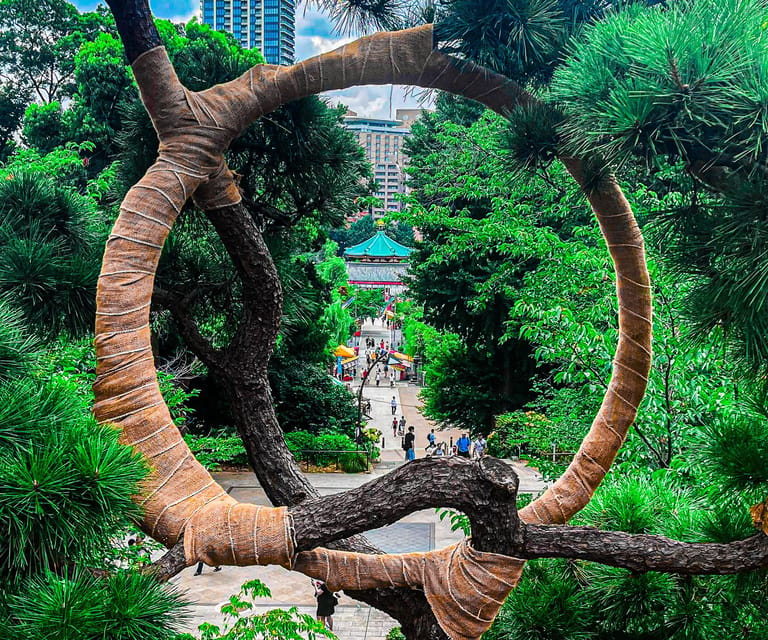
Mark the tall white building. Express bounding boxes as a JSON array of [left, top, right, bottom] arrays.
[[200, 0, 295, 65], [344, 109, 427, 217]]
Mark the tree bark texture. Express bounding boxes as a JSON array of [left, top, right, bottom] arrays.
[[93, 10, 658, 639], [104, 0, 160, 63]]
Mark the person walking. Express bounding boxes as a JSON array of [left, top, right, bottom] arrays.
[[375, 371, 381, 387], [473, 435, 488, 459], [313, 581, 339, 631], [426, 429, 436, 453], [404, 426, 416, 461], [389, 369, 396, 387], [398, 415, 406, 436], [392, 417, 398, 438], [390, 396, 397, 415], [456, 433, 472, 458], [194, 562, 222, 576]]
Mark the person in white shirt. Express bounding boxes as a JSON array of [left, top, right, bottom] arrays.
[[473, 436, 487, 459]]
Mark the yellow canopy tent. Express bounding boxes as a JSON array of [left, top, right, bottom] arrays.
[[391, 351, 413, 367], [333, 344, 356, 358]]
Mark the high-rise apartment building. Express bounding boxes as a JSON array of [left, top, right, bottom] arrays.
[[200, 0, 295, 66], [343, 109, 428, 217]]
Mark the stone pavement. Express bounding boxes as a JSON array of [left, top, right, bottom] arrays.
[[173, 319, 548, 638]]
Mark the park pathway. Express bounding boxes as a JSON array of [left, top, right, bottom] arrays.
[[354, 318, 464, 460]]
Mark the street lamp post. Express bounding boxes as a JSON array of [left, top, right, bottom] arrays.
[[356, 350, 389, 445]]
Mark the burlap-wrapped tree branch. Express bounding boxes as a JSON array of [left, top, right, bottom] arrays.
[[93, 22, 651, 640]]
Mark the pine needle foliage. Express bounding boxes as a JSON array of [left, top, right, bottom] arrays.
[[584, 564, 678, 637], [548, 0, 768, 370], [0, 169, 104, 337], [433, 0, 659, 83], [435, 0, 566, 82], [696, 412, 768, 498], [483, 560, 591, 640], [551, 0, 768, 168], [498, 101, 565, 172], [0, 388, 145, 585], [0, 301, 38, 381], [0, 305, 187, 636], [310, 0, 407, 33], [10, 570, 185, 640]]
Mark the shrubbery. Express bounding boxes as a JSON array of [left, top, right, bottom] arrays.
[[185, 430, 375, 473], [184, 434, 249, 470], [286, 430, 372, 473]]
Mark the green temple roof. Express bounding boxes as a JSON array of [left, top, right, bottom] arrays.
[[344, 231, 413, 260]]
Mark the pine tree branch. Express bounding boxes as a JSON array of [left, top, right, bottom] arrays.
[[152, 287, 227, 370], [146, 456, 768, 581], [204, 203, 283, 373], [518, 526, 768, 575]]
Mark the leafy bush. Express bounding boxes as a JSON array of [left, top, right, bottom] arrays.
[[489, 411, 575, 459], [196, 578, 334, 640], [269, 358, 358, 436], [339, 451, 369, 473], [184, 435, 249, 470], [386, 628, 405, 640], [310, 432, 359, 467], [362, 428, 382, 461], [284, 430, 370, 472], [284, 431, 317, 457]]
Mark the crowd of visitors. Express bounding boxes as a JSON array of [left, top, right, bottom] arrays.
[[399, 424, 488, 461]]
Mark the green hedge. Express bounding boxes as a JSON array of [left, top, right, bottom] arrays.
[[184, 434, 248, 470], [185, 432, 374, 473], [286, 430, 371, 472]]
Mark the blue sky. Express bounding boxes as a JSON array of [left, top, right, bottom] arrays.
[[73, 1, 422, 118]]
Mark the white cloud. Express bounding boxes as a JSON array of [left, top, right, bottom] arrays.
[[294, 8, 428, 120], [168, 11, 199, 23]]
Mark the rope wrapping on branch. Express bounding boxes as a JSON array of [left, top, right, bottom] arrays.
[[93, 22, 652, 640]]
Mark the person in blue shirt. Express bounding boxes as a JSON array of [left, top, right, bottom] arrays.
[[456, 433, 472, 458], [426, 429, 436, 453], [404, 426, 416, 461]]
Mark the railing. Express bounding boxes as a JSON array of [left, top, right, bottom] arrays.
[[295, 449, 372, 473], [506, 444, 575, 462]]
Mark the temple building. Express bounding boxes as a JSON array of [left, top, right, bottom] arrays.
[[344, 228, 413, 295]]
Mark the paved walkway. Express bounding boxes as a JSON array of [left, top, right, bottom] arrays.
[[173, 319, 548, 638]]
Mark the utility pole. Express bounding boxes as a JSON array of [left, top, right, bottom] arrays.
[[356, 350, 390, 444]]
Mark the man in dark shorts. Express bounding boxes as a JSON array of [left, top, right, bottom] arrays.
[[456, 433, 472, 458]]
